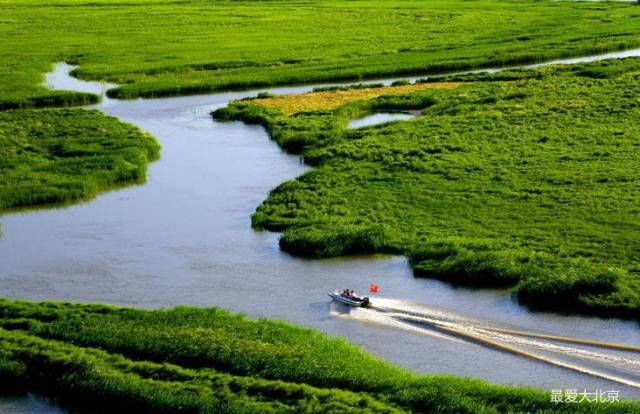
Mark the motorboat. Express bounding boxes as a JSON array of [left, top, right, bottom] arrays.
[[328, 290, 370, 307]]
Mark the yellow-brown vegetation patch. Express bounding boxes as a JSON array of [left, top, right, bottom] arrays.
[[253, 82, 461, 115]]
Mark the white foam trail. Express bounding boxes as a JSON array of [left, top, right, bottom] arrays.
[[330, 304, 466, 344], [333, 297, 640, 388], [387, 311, 640, 388], [475, 329, 640, 370], [381, 306, 640, 369]]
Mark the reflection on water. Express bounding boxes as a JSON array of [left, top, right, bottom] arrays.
[[347, 112, 416, 129], [0, 394, 66, 414], [3, 48, 640, 410], [528, 48, 640, 68]]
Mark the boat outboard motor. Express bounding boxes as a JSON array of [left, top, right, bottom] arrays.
[[362, 297, 370, 306]]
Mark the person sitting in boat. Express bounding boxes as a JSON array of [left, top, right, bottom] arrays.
[[342, 289, 352, 297]]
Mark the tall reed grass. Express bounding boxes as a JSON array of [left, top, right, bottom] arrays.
[[1, 299, 637, 413]]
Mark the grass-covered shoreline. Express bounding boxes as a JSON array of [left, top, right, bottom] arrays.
[[213, 59, 640, 320], [2, 0, 640, 105], [1, 298, 638, 413], [0, 109, 159, 212]]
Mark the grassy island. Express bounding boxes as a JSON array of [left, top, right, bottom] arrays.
[[0, 109, 159, 212], [213, 58, 640, 319]]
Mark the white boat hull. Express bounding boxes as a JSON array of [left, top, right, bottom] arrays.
[[328, 291, 370, 307]]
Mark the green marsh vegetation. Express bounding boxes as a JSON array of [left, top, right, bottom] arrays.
[[214, 59, 640, 319], [1, 299, 638, 413], [1, 0, 640, 219], [2, 0, 640, 409], [2, 0, 640, 104], [0, 109, 159, 211]]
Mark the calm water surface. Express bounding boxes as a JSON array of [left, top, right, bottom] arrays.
[[347, 112, 417, 129], [3, 49, 640, 411], [0, 395, 67, 414]]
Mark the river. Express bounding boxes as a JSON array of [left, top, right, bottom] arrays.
[[2, 48, 640, 412]]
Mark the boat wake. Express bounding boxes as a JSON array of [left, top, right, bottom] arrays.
[[330, 297, 640, 388]]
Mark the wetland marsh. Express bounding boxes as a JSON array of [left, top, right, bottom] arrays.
[[2, 0, 640, 412]]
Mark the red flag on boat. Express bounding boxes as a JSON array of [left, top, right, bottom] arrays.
[[369, 283, 379, 294]]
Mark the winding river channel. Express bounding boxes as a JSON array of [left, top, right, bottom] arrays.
[[3, 48, 640, 411]]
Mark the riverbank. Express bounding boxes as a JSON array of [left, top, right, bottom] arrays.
[[213, 57, 640, 320], [1, 298, 638, 414]]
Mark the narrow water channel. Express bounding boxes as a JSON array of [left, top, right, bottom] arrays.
[[2, 48, 640, 411]]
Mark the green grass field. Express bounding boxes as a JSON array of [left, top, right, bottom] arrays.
[[214, 58, 640, 319], [2, 0, 640, 105], [1, 299, 638, 414]]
